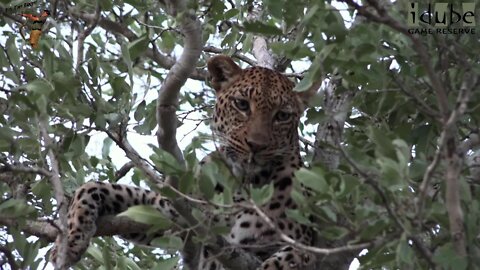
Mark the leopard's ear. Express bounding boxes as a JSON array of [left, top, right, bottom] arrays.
[[208, 55, 242, 92]]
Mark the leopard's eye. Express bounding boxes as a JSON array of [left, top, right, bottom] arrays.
[[275, 111, 291, 122], [233, 98, 250, 112]]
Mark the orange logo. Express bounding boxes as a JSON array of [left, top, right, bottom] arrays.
[[18, 9, 50, 49]]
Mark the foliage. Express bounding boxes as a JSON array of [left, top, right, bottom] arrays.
[[0, 0, 479, 269]]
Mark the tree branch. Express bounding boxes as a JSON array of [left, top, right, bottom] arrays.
[[443, 72, 477, 257], [114, 161, 135, 181], [203, 46, 257, 66], [312, 74, 354, 170], [247, 1, 275, 69], [105, 129, 261, 269], [0, 164, 52, 177], [75, 2, 100, 71], [0, 246, 18, 270], [0, 216, 153, 244], [249, 200, 386, 256], [155, 0, 204, 165], [340, 0, 450, 119], [338, 146, 436, 267], [69, 11, 208, 81], [39, 120, 68, 270]]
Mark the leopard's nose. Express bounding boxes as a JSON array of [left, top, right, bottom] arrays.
[[246, 138, 268, 153]]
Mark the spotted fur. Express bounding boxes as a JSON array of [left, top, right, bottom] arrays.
[[51, 55, 316, 269]]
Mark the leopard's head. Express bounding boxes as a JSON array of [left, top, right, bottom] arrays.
[[207, 55, 314, 174]]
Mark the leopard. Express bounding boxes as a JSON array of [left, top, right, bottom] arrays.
[[51, 55, 317, 270]]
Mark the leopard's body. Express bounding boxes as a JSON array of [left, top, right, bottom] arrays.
[[52, 55, 316, 269]]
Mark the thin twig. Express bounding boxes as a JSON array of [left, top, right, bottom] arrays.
[[75, 2, 100, 71], [114, 161, 135, 181], [338, 146, 436, 266], [204, 46, 257, 66], [340, 0, 449, 119], [391, 73, 439, 119], [249, 200, 385, 255], [69, 11, 208, 81], [0, 164, 52, 177]]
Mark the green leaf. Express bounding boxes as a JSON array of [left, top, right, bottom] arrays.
[[199, 172, 215, 200], [295, 167, 328, 193], [354, 43, 376, 58], [178, 171, 194, 194], [396, 234, 414, 265], [86, 245, 103, 262], [243, 21, 282, 35], [118, 205, 173, 229], [433, 243, 468, 270], [321, 226, 349, 240], [153, 256, 180, 270], [31, 179, 52, 199], [0, 46, 8, 68], [87, 46, 99, 81], [223, 8, 239, 20], [250, 183, 274, 206], [0, 199, 36, 218], [286, 209, 312, 225], [265, 0, 284, 19], [6, 35, 20, 68], [293, 58, 322, 92], [150, 145, 183, 176], [26, 79, 54, 95], [102, 137, 113, 159], [0, 126, 19, 143], [129, 35, 149, 59], [368, 126, 396, 160], [134, 100, 146, 122], [159, 31, 176, 54], [123, 256, 142, 270], [151, 236, 184, 250], [110, 76, 131, 98]]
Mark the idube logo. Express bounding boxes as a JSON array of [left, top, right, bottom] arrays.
[[407, 2, 476, 35]]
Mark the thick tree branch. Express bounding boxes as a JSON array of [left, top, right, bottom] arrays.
[[246, 1, 275, 69], [0, 216, 153, 244], [155, 0, 204, 165], [312, 74, 354, 170], [39, 120, 68, 270]]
